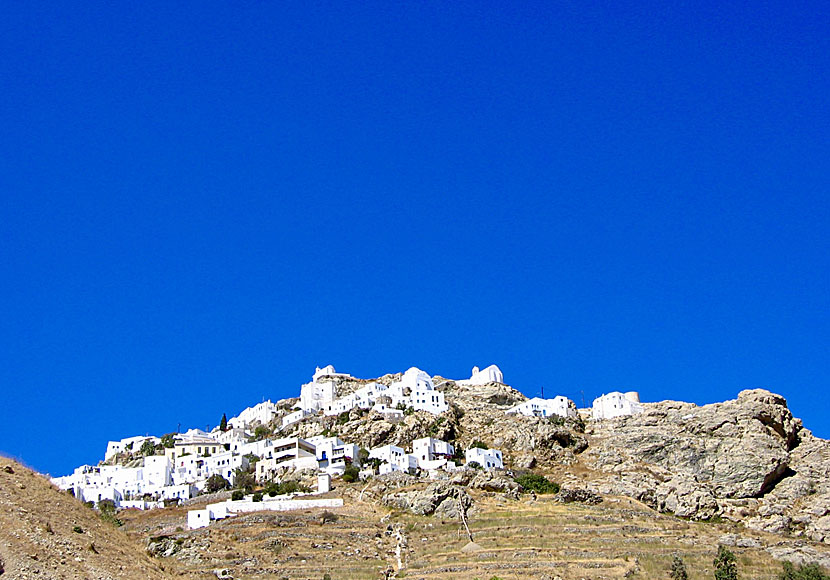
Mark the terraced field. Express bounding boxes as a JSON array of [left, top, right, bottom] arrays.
[[383, 494, 795, 580], [121, 486, 826, 580]]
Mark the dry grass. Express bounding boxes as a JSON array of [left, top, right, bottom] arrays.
[[115, 481, 830, 580], [0, 456, 173, 579], [394, 493, 799, 580]]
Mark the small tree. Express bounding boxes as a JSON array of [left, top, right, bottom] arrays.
[[671, 555, 689, 580], [780, 561, 830, 580], [253, 425, 270, 441], [341, 465, 360, 483], [514, 473, 559, 494], [161, 433, 175, 448], [714, 545, 738, 580], [233, 468, 256, 493], [140, 439, 156, 457], [220, 413, 228, 431], [205, 474, 230, 493], [470, 440, 488, 450]]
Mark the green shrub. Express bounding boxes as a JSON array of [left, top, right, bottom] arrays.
[[72, 525, 83, 533], [714, 545, 738, 580], [337, 411, 350, 425], [470, 440, 488, 450], [252, 492, 263, 502], [780, 562, 830, 580], [140, 439, 157, 456], [467, 461, 482, 470], [233, 469, 256, 493], [341, 464, 360, 483], [514, 473, 560, 494], [205, 474, 230, 493], [671, 555, 689, 580], [231, 490, 244, 501], [161, 433, 175, 448]]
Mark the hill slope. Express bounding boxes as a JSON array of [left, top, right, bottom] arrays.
[[0, 456, 174, 580]]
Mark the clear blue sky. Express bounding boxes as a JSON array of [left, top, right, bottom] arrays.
[[1, 2, 827, 477]]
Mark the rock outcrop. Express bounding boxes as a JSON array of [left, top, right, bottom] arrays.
[[381, 481, 472, 519], [583, 389, 830, 542]]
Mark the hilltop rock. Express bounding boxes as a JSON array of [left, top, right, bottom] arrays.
[[583, 388, 830, 542]]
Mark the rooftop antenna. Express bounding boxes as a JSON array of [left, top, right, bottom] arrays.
[[177, 422, 181, 434], [541, 384, 544, 398]]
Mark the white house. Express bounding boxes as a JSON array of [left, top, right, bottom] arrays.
[[412, 437, 454, 464], [165, 433, 223, 463], [506, 396, 576, 419], [592, 391, 643, 420], [459, 364, 504, 386], [368, 444, 418, 475], [282, 409, 309, 428], [388, 367, 449, 415], [104, 435, 161, 461], [202, 451, 250, 485], [306, 435, 360, 474], [298, 366, 341, 412], [255, 437, 318, 481], [52, 454, 178, 508], [324, 382, 388, 416], [214, 427, 249, 444], [371, 403, 404, 422], [228, 400, 279, 430], [465, 447, 504, 470], [187, 503, 231, 529]]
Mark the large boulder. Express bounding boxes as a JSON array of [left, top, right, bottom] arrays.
[[584, 389, 806, 522], [381, 482, 472, 518]]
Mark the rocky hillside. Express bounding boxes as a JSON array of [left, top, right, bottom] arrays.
[[6, 376, 830, 579], [583, 389, 830, 542], [0, 456, 174, 580], [278, 378, 830, 548]]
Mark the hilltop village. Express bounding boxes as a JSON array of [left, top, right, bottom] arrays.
[[52, 364, 642, 529]]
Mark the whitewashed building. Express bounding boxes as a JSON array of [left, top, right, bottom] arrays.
[[214, 427, 250, 447], [306, 435, 360, 474], [506, 396, 576, 419], [282, 409, 310, 428], [52, 455, 183, 508], [298, 366, 342, 412], [255, 437, 318, 481], [412, 437, 454, 464], [324, 382, 388, 416], [459, 364, 504, 386], [371, 403, 404, 422], [228, 400, 279, 430], [368, 444, 418, 475], [465, 447, 504, 470], [104, 435, 160, 461], [165, 433, 223, 463], [387, 367, 449, 415], [592, 391, 643, 420]]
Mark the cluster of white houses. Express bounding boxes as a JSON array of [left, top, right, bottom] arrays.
[[53, 364, 643, 510]]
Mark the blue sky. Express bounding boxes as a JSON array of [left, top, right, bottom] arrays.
[[1, 2, 827, 477]]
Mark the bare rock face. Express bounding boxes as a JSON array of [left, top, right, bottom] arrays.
[[381, 482, 472, 518], [583, 388, 830, 542]]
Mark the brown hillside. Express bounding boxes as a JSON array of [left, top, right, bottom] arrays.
[[0, 456, 175, 580]]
